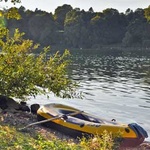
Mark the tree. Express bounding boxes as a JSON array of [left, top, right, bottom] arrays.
[[0, 1, 79, 101], [123, 9, 147, 47], [0, 28, 78, 100], [54, 4, 72, 30], [64, 9, 94, 48], [88, 7, 94, 13], [144, 6, 150, 22], [27, 10, 56, 45]]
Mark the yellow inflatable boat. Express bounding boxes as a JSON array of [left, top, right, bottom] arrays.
[[37, 103, 148, 147]]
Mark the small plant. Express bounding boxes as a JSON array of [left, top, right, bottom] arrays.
[[0, 123, 123, 150], [78, 131, 121, 150]]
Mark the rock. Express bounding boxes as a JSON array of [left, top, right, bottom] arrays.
[[0, 95, 21, 110], [19, 101, 30, 112], [20, 101, 27, 105], [30, 104, 40, 114], [0, 96, 8, 109], [20, 105, 30, 112], [138, 141, 150, 150]]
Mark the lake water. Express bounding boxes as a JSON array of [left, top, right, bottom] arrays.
[[30, 50, 150, 141]]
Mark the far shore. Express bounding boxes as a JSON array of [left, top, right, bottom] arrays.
[[49, 45, 150, 55]]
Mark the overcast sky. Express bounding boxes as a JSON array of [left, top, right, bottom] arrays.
[[0, 0, 149, 13]]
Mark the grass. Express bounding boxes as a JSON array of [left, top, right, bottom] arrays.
[[0, 124, 120, 150], [0, 124, 73, 150]]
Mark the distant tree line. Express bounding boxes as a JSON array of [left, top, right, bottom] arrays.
[[1, 4, 150, 50]]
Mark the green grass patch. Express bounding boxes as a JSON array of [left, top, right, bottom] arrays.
[[0, 124, 120, 150]]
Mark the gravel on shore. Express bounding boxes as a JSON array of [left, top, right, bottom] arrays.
[[0, 109, 77, 142]]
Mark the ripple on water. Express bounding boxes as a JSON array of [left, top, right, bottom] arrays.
[[32, 53, 150, 141]]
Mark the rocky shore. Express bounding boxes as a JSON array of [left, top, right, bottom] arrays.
[[0, 96, 150, 150], [0, 95, 74, 142]]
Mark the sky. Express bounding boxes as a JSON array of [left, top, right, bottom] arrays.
[[0, 0, 150, 13]]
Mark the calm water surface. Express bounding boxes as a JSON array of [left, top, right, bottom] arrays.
[[30, 51, 150, 141]]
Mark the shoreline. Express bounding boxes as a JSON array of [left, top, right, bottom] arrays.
[[50, 45, 150, 53], [0, 109, 78, 142], [0, 109, 150, 150]]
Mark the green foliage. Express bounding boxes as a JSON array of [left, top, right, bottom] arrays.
[[103, 8, 119, 18], [27, 12, 56, 44], [64, 9, 80, 26], [0, 7, 21, 22], [122, 11, 147, 47], [0, 125, 74, 150], [5, 7, 21, 20], [0, 8, 21, 29], [90, 14, 101, 25], [0, 125, 120, 150], [1, 3, 150, 49], [54, 4, 72, 29], [79, 131, 121, 150], [0, 16, 6, 28], [144, 6, 150, 22], [0, 28, 78, 100]]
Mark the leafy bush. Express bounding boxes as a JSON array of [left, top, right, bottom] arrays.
[[78, 131, 121, 150], [0, 28, 79, 100]]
